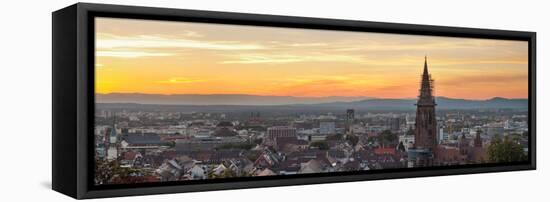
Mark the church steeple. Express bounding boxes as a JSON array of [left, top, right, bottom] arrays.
[[423, 55, 428, 75], [474, 130, 483, 148], [418, 56, 435, 106], [414, 56, 438, 152]]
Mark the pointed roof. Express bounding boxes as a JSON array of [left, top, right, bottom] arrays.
[[418, 56, 435, 106], [299, 159, 323, 174], [459, 133, 469, 147], [257, 168, 276, 176], [423, 56, 428, 75], [474, 131, 483, 147]]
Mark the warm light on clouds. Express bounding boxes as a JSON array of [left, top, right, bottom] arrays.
[[97, 33, 266, 51], [97, 50, 174, 58], [220, 54, 367, 64], [157, 77, 208, 84], [95, 17, 528, 100]]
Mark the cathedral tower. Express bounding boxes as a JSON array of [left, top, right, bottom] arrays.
[[414, 56, 437, 152]]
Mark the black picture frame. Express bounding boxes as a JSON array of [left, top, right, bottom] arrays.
[[52, 3, 536, 199]]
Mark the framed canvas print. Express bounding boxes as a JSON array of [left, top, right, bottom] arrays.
[[52, 3, 536, 199]]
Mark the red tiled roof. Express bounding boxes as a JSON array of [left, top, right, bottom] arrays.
[[123, 152, 139, 160], [374, 147, 395, 155]]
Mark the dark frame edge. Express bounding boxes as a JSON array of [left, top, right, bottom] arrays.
[[81, 164, 534, 199], [76, 2, 93, 199], [529, 32, 536, 170], [76, 2, 535, 40], [52, 3, 79, 199]]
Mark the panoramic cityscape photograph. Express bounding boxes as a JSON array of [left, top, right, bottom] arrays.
[[93, 17, 529, 185]]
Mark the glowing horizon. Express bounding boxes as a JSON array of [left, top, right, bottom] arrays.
[[95, 17, 529, 100]]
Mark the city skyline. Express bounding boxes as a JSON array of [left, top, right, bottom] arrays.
[[95, 17, 528, 100], [93, 61, 529, 184]]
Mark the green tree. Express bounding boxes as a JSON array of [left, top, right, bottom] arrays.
[[246, 152, 261, 162], [222, 169, 237, 178], [378, 130, 398, 146], [406, 127, 415, 136], [310, 141, 329, 150], [253, 138, 263, 145], [367, 136, 377, 145], [488, 136, 527, 163], [208, 167, 238, 179], [346, 134, 359, 146], [167, 141, 176, 148], [326, 134, 344, 141]]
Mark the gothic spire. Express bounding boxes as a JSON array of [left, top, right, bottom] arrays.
[[413, 56, 438, 153], [418, 56, 435, 106], [423, 55, 428, 75]]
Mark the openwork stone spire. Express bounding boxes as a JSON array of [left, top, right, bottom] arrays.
[[414, 56, 437, 152], [418, 56, 435, 106]]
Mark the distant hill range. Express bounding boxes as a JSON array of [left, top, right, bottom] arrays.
[[96, 93, 527, 111], [96, 93, 371, 106], [311, 96, 528, 110]]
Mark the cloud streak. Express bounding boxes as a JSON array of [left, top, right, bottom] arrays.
[[96, 51, 174, 58], [97, 34, 266, 51], [157, 77, 208, 84]]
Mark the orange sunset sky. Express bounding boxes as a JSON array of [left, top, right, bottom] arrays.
[[95, 17, 528, 100]]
